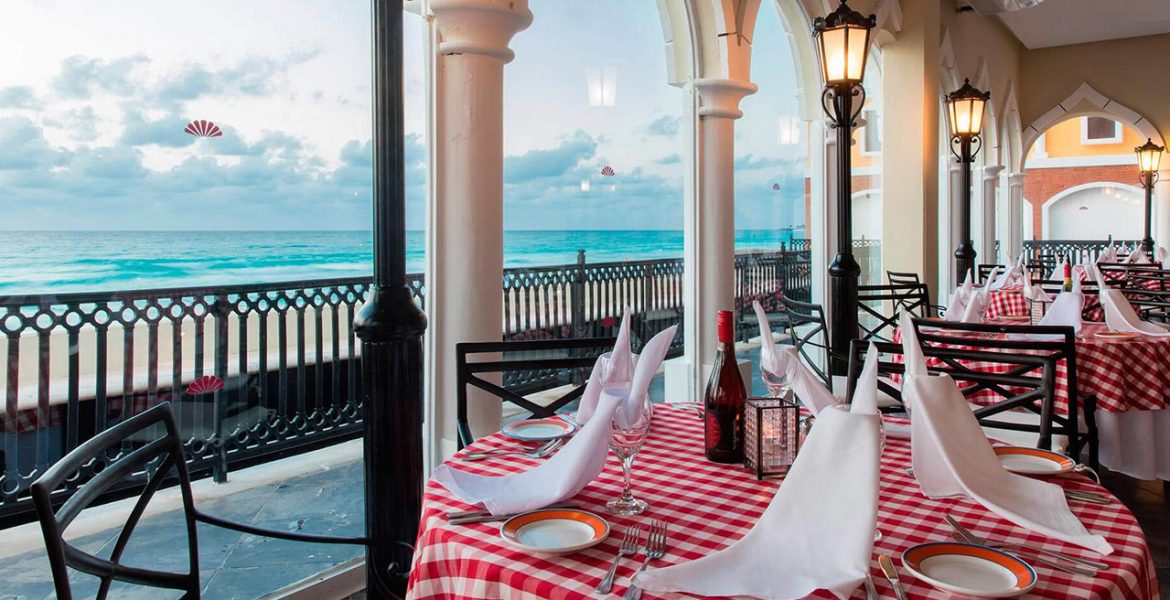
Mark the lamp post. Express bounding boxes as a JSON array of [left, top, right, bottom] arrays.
[[355, 0, 429, 596], [945, 78, 990, 281], [1136, 137, 1164, 258], [813, 0, 875, 375]]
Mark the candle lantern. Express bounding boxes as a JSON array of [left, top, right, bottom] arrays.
[[743, 392, 804, 480]]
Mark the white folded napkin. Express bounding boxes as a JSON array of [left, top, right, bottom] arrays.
[[1123, 248, 1149, 264], [900, 313, 1113, 555], [1021, 265, 1053, 303], [958, 268, 995, 324], [990, 257, 1023, 290], [1100, 287, 1170, 337], [944, 270, 975, 321], [433, 326, 677, 515], [1039, 276, 1084, 333], [1048, 257, 1068, 281], [781, 347, 842, 415], [1098, 244, 1117, 263], [753, 300, 782, 375], [1157, 247, 1168, 265], [576, 306, 636, 424], [634, 347, 882, 600]]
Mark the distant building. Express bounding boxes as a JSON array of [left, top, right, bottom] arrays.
[[1023, 117, 1144, 240]]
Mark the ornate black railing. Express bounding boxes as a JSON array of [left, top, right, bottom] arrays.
[[0, 245, 813, 526], [1022, 239, 1141, 268]]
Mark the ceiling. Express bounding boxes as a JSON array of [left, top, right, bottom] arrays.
[[995, 0, 1170, 49]]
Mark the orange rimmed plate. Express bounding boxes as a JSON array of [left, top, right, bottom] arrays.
[[500, 508, 609, 554], [994, 446, 1076, 475], [1094, 331, 1139, 340], [501, 418, 576, 442], [902, 542, 1037, 598]]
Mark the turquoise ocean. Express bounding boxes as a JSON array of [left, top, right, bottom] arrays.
[[0, 229, 802, 295]]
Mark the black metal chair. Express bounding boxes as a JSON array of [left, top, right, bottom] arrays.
[[976, 263, 1002, 284], [30, 402, 368, 600], [886, 271, 920, 287], [845, 320, 1098, 467], [456, 337, 616, 447], [783, 298, 837, 388], [857, 283, 933, 342]]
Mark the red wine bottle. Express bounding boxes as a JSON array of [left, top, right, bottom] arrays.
[[704, 310, 747, 463]]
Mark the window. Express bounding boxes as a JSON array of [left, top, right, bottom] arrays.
[[1082, 116, 1122, 144], [862, 109, 882, 154]]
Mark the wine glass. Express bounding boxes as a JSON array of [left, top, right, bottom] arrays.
[[760, 357, 789, 398], [604, 387, 653, 515]]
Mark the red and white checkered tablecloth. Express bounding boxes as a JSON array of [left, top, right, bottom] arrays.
[[406, 406, 1158, 600], [895, 322, 1170, 414], [985, 288, 1029, 320]]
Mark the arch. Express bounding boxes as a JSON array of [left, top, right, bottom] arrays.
[[1041, 182, 1143, 239], [1021, 83, 1165, 161]]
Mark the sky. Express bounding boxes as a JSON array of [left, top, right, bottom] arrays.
[[0, 0, 813, 231]]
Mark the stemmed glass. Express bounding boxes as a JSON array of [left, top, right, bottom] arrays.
[[760, 360, 790, 398], [604, 387, 653, 515]]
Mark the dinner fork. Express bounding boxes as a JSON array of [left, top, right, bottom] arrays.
[[597, 527, 641, 593], [460, 438, 565, 461], [623, 520, 668, 600]]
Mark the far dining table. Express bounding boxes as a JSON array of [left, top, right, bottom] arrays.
[[898, 318, 1170, 481], [406, 406, 1158, 599]]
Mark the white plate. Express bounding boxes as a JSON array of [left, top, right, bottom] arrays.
[[902, 543, 1037, 598], [500, 509, 609, 554], [500, 418, 576, 442], [993, 446, 1075, 475]]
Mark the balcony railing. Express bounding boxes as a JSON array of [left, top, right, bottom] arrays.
[[0, 244, 814, 526]]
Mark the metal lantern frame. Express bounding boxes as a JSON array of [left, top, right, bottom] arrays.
[[1136, 137, 1165, 257], [945, 78, 991, 282]]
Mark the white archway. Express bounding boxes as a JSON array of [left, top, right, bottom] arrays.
[[1022, 83, 1165, 160], [1041, 182, 1143, 240]]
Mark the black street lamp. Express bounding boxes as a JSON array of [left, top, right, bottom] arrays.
[[813, 0, 875, 375], [1136, 137, 1164, 258], [945, 78, 990, 281], [355, 0, 429, 596]]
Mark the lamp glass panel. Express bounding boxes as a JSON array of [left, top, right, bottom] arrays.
[[846, 26, 869, 82], [1139, 148, 1163, 173], [968, 98, 985, 135], [819, 26, 848, 84]]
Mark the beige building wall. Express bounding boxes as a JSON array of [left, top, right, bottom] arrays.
[[1020, 33, 1170, 148]]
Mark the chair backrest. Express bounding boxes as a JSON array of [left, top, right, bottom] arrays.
[[846, 320, 1089, 455], [783, 298, 831, 387], [456, 337, 616, 447], [857, 283, 932, 342], [886, 271, 920, 287], [976, 263, 1001, 284], [31, 402, 201, 600]]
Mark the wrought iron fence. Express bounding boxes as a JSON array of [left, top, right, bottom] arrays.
[[0, 245, 813, 525], [1022, 239, 1142, 271]]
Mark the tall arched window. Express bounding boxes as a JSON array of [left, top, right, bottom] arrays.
[[501, 2, 686, 356]]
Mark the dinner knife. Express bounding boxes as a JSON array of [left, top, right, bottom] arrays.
[[878, 554, 909, 600], [447, 503, 580, 525]]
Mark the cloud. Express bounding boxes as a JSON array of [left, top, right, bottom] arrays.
[[154, 51, 319, 104], [214, 129, 304, 157], [120, 111, 197, 148], [44, 107, 99, 142], [0, 86, 37, 108], [0, 117, 57, 169], [504, 131, 597, 183], [656, 153, 681, 165], [53, 55, 148, 99], [734, 154, 787, 170], [645, 114, 681, 137]]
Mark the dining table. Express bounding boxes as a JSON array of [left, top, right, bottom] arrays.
[[897, 318, 1170, 481], [406, 405, 1159, 599]]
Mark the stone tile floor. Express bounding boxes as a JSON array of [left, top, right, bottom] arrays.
[[0, 460, 365, 600], [2, 356, 1167, 599]]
